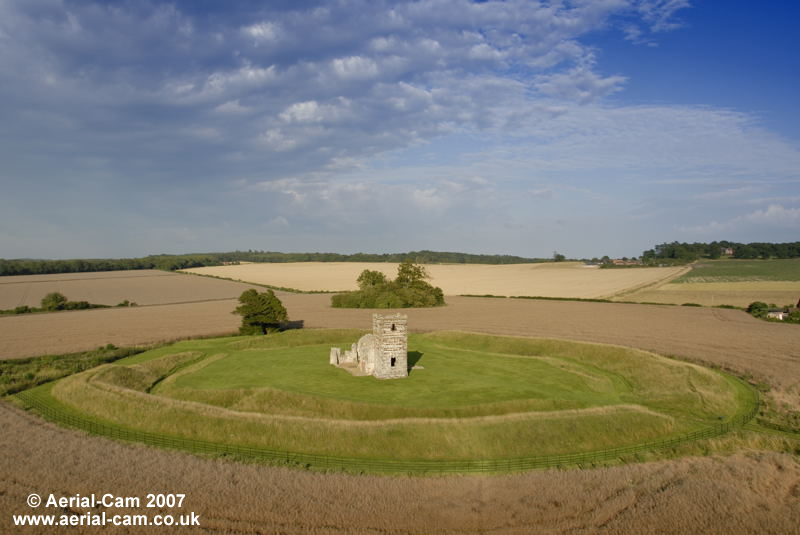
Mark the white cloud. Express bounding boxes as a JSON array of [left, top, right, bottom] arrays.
[[535, 66, 627, 103], [257, 129, 297, 152], [332, 56, 379, 79], [243, 21, 281, 43], [280, 101, 321, 123], [623, 0, 691, 45], [744, 204, 800, 226], [678, 205, 800, 234], [412, 187, 446, 208], [213, 99, 250, 115], [637, 0, 691, 32], [1, 0, 794, 258]]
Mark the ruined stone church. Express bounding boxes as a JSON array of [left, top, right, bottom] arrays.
[[329, 313, 408, 379]]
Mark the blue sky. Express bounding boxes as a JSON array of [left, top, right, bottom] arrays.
[[1, 0, 798, 259]]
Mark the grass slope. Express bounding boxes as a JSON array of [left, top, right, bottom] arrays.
[[46, 329, 753, 461]]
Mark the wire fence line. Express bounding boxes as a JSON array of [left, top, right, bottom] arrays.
[[755, 418, 800, 436], [14, 389, 758, 474]]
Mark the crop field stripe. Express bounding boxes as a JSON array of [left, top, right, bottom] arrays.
[[13, 385, 760, 474]]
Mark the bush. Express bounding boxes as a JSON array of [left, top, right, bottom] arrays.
[[746, 301, 769, 318], [41, 292, 68, 311], [234, 289, 288, 334], [64, 300, 92, 310]]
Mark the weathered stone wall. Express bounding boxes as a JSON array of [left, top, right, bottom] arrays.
[[357, 334, 377, 374]]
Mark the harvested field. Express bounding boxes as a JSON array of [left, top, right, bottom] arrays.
[[0, 269, 261, 309], [617, 281, 800, 308], [182, 262, 687, 298], [0, 300, 241, 359], [1, 401, 798, 534]]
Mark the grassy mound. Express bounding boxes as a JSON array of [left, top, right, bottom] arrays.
[[46, 330, 753, 461]]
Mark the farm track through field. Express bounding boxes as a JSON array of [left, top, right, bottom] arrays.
[[603, 265, 692, 300]]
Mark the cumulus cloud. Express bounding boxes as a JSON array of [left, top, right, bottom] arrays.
[[0, 0, 795, 258], [744, 204, 800, 226], [0, 0, 662, 190]]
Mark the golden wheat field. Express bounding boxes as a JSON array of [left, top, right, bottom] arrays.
[[182, 262, 687, 298], [618, 281, 800, 307]]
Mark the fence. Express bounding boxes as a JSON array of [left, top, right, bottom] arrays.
[[14, 389, 758, 474], [755, 418, 800, 436]]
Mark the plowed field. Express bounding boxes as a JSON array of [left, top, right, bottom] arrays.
[[0, 270, 261, 309]]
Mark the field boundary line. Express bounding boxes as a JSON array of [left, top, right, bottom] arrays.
[[177, 270, 342, 294], [12, 383, 759, 474], [604, 265, 693, 301]]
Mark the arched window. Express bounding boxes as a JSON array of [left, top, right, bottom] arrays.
[[391, 323, 396, 331]]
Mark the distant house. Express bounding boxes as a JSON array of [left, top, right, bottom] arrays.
[[767, 309, 789, 320], [722, 247, 734, 256]]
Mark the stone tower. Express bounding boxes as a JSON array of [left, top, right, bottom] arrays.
[[372, 313, 408, 379], [329, 313, 408, 379]]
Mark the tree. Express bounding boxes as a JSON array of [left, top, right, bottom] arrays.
[[41, 292, 67, 311], [553, 251, 566, 262], [395, 259, 429, 287], [356, 269, 387, 290], [233, 289, 288, 335]]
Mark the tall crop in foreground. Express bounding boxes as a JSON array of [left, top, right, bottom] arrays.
[[234, 289, 288, 334]]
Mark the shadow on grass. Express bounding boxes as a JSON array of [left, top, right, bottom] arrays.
[[407, 351, 423, 375]]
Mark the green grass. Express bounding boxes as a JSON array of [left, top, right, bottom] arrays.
[[0, 345, 145, 396], [674, 258, 800, 283], [41, 329, 753, 461]]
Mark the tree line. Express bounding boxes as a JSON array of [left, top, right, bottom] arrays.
[[0, 250, 547, 276], [641, 241, 800, 265]]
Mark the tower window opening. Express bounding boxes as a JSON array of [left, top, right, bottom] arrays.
[[391, 324, 396, 331], [391, 357, 396, 367]]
